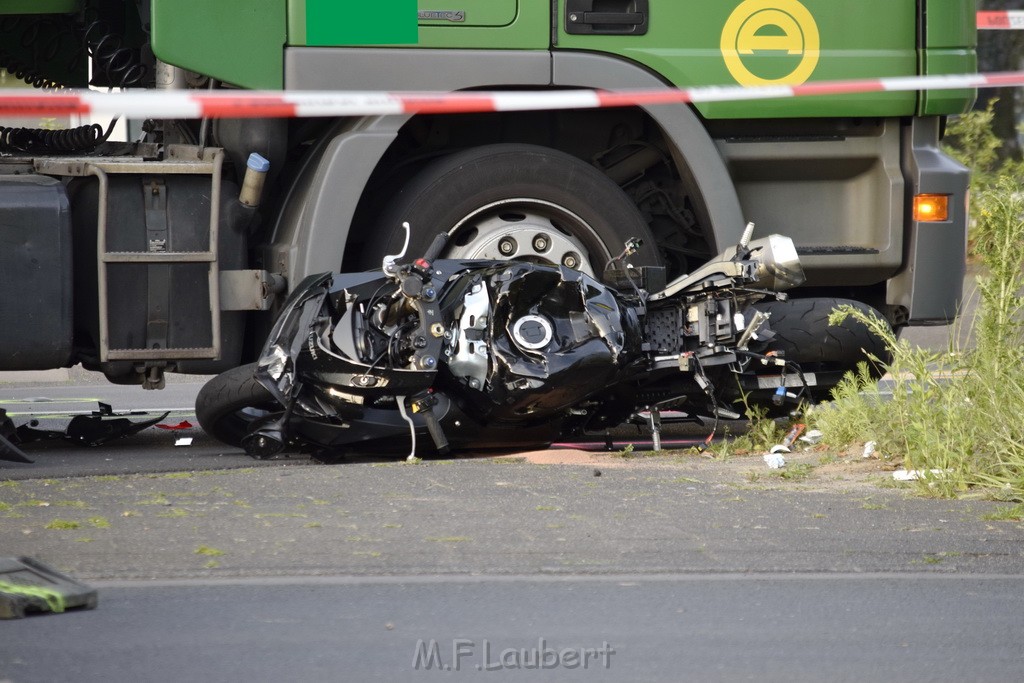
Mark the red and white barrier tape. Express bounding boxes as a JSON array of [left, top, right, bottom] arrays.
[[978, 11, 1024, 29], [0, 71, 1020, 120]]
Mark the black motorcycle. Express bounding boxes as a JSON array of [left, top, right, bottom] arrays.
[[197, 222, 813, 461]]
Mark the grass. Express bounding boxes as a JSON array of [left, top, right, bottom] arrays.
[[772, 463, 815, 481], [194, 545, 225, 557], [812, 174, 1024, 499], [981, 504, 1024, 522], [45, 519, 80, 530]]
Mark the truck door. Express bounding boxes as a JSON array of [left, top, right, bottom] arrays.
[[554, 0, 918, 118], [418, 0, 518, 27]]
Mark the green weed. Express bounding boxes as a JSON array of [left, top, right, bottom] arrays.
[[812, 175, 1024, 498], [44, 519, 80, 530], [981, 504, 1024, 522]]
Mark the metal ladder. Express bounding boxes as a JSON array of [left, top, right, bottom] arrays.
[[36, 145, 225, 364]]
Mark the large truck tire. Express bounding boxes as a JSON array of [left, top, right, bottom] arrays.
[[361, 144, 661, 276], [196, 363, 278, 448]]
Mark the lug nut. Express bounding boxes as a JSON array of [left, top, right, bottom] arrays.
[[498, 237, 517, 256], [562, 252, 580, 269], [532, 234, 550, 252]]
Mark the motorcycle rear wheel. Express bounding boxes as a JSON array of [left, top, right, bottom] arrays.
[[195, 363, 279, 448]]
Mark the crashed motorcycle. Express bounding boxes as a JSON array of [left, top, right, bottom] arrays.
[[196, 222, 812, 461]]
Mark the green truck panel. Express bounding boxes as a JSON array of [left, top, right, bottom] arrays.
[[557, 0, 920, 118], [289, 0, 543, 50], [918, 2, 977, 116], [151, 0, 287, 89], [152, 0, 973, 115]]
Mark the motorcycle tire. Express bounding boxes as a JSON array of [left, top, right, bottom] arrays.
[[360, 143, 661, 276], [195, 363, 279, 448], [753, 297, 892, 370]]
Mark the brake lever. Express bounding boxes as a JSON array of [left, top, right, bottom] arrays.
[[382, 221, 412, 277]]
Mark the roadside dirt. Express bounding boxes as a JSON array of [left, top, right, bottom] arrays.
[[498, 444, 903, 494]]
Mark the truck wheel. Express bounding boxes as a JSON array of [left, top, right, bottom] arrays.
[[361, 144, 660, 276], [195, 363, 279, 448]]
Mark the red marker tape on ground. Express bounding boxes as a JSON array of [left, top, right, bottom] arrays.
[[0, 71, 1019, 120]]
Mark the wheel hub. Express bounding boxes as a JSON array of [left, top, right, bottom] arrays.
[[444, 199, 604, 277]]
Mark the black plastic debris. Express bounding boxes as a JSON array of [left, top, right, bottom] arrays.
[[0, 557, 98, 619], [5, 402, 170, 455], [0, 408, 32, 463], [62, 403, 169, 447]]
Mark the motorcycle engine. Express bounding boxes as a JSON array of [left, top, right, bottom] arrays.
[[442, 263, 643, 423]]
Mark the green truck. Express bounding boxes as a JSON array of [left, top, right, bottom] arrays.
[[0, 0, 975, 398]]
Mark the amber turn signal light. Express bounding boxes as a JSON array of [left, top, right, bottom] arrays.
[[913, 194, 949, 222]]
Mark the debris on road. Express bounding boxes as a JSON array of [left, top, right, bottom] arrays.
[[763, 452, 786, 469], [0, 556, 97, 619], [893, 468, 951, 481], [157, 421, 194, 431], [769, 423, 805, 455], [174, 437, 194, 447], [4, 402, 169, 456], [800, 429, 823, 445], [863, 441, 877, 459]]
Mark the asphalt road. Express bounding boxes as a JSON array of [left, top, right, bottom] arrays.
[[3, 284, 1023, 682], [4, 575, 1023, 683]]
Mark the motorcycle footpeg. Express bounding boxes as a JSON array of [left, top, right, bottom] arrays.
[[422, 410, 449, 455], [411, 395, 449, 455]]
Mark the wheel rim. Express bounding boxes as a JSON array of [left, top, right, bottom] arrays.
[[443, 198, 610, 277]]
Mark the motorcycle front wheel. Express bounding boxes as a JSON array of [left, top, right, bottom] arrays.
[[196, 363, 280, 448]]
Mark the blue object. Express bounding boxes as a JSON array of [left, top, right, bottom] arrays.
[[246, 153, 270, 173]]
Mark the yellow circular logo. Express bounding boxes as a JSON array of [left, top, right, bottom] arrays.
[[721, 0, 820, 86]]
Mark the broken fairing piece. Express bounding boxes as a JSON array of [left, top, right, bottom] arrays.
[[63, 409, 169, 447], [174, 437, 193, 447], [8, 402, 169, 451], [0, 409, 32, 463]]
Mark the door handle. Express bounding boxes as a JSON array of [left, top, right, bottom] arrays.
[[565, 0, 649, 35], [572, 11, 643, 26]]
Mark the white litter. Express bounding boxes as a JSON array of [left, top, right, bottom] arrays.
[[763, 452, 786, 469], [799, 429, 823, 445], [769, 444, 791, 454], [862, 441, 877, 458], [174, 437, 193, 447], [892, 468, 949, 481]]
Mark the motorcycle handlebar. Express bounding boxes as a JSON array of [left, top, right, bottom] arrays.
[[422, 233, 450, 263]]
